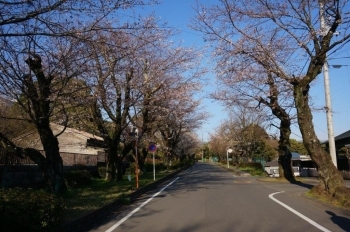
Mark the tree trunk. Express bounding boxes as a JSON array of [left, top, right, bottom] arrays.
[[278, 149, 294, 181], [138, 148, 148, 173], [23, 54, 67, 193], [105, 145, 117, 181], [277, 119, 295, 182], [38, 124, 67, 193], [294, 83, 344, 194], [116, 161, 124, 181], [260, 74, 295, 181]]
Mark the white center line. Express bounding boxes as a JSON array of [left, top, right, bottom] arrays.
[[269, 191, 331, 232], [105, 177, 180, 232]]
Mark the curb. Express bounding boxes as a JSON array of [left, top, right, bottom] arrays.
[[58, 168, 186, 232]]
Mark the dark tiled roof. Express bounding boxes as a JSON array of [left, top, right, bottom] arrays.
[[291, 152, 300, 160], [265, 160, 278, 167], [265, 152, 302, 167], [334, 130, 350, 141], [322, 129, 350, 144]]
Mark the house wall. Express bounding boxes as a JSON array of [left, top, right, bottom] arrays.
[[264, 166, 280, 177], [0, 148, 35, 165], [0, 148, 105, 166], [335, 137, 350, 151], [61, 152, 98, 166], [0, 148, 104, 188]]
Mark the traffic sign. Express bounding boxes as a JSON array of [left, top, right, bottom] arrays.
[[148, 143, 157, 152]]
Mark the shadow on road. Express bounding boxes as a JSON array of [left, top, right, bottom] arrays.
[[325, 210, 350, 231], [76, 162, 229, 232], [290, 180, 314, 190]]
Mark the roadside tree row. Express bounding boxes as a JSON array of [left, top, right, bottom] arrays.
[[193, 0, 350, 197], [0, 1, 206, 193]]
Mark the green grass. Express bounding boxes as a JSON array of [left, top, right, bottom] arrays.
[[238, 167, 266, 176], [59, 170, 173, 224]]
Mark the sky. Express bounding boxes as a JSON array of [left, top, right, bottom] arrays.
[[121, 0, 350, 143]]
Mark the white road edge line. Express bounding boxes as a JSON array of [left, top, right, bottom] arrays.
[[105, 177, 180, 232], [269, 191, 331, 232]]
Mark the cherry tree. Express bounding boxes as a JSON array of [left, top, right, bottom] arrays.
[[136, 63, 206, 172], [210, 55, 297, 180], [157, 95, 205, 167], [0, 0, 156, 193], [208, 121, 235, 162], [0, 0, 155, 37], [0, 36, 88, 192], [193, 0, 350, 195], [83, 17, 206, 181]]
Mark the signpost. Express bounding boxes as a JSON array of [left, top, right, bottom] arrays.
[[148, 143, 157, 181], [227, 148, 233, 169]]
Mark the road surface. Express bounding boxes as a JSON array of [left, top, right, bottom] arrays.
[[88, 162, 350, 232]]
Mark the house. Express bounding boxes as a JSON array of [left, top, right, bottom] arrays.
[[265, 130, 350, 179], [322, 129, 350, 171], [12, 123, 106, 166], [322, 129, 350, 154], [264, 160, 279, 177], [1, 124, 107, 188], [264, 152, 312, 177]]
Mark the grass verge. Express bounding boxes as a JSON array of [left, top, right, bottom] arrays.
[[238, 167, 265, 176], [59, 170, 173, 224]]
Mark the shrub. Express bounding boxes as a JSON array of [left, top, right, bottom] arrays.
[[238, 162, 265, 176], [98, 167, 106, 179], [143, 162, 165, 172], [126, 162, 137, 174], [238, 162, 263, 169], [168, 159, 194, 170], [65, 170, 92, 188], [118, 193, 131, 205], [0, 188, 65, 231]]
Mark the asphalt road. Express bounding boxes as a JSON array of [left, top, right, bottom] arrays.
[[88, 162, 350, 232]]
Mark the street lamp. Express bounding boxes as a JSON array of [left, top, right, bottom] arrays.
[[227, 148, 233, 168]]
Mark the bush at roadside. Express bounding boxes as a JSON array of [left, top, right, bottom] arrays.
[[0, 188, 65, 231], [65, 170, 92, 188], [238, 162, 266, 176]]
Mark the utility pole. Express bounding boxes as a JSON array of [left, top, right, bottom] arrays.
[[133, 127, 139, 188], [201, 133, 204, 162], [319, 0, 337, 168]]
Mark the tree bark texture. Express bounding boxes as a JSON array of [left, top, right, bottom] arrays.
[[259, 74, 295, 181], [38, 124, 67, 193], [105, 143, 118, 181], [23, 55, 67, 193], [294, 83, 343, 194], [278, 122, 295, 182]]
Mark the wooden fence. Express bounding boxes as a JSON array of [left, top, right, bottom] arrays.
[[0, 148, 106, 166], [0, 149, 35, 165]]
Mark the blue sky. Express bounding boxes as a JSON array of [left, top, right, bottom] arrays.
[[121, 0, 350, 143]]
